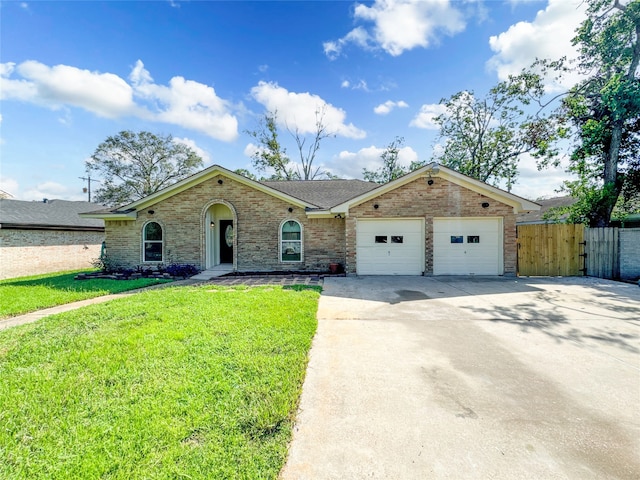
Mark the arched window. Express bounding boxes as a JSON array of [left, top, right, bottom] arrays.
[[280, 220, 302, 262], [143, 221, 163, 262]]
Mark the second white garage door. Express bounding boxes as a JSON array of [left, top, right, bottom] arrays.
[[356, 219, 424, 275], [433, 218, 503, 275]]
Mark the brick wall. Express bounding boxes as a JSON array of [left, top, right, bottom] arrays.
[[102, 174, 517, 275], [0, 229, 104, 279], [346, 176, 517, 275], [619, 228, 640, 280], [104, 175, 345, 272]]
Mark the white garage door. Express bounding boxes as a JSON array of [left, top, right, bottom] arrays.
[[433, 218, 503, 275], [356, 219, 424, 275]]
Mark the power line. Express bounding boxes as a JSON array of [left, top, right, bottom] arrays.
[[79, 176, 100, 202]]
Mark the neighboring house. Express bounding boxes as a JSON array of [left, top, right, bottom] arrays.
[[517, 196, 577, 225], [0, 199, 105, 279], [517, 196, 640, 227], [81, 163, 539, 276], [0, 190, 14, 199]]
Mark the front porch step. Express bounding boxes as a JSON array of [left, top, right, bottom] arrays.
[[190, 265, 233, 280]]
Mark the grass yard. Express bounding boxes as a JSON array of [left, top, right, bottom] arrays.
[[0, 285, 320, 479], [0, 270, 171, 319]]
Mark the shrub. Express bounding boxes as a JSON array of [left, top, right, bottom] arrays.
[[164, 263, 200, 278]]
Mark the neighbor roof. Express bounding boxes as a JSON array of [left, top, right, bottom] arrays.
[[517, 196, 576, 224], [263, 179, 379, 209], [0, 199, 105, 230]]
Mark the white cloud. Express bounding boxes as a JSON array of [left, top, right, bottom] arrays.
[[327, 144, 419, 178], [487, 0, 587, 90], [22, 181, 85, 202], [4, 61, 135, 118], [374, 100, 408, 115], [325, 0, 466, 59], [409, 103, 448, 129], [0, 59, 239, 141], [509, 153, 575, 201], [243, 142, 260, 159], [172, 137, 212, 165], [130, 60, 238, 141], [0, 177, 19, 197], [250, 81, 366, 139]]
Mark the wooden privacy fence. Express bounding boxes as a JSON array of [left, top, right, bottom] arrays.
[[584, 227, 619, 279], [517, 224, 585, 276]]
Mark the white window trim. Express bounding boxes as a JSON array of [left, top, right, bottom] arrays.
[[279, 219, 303, 263], [142, 220, 164, 263]]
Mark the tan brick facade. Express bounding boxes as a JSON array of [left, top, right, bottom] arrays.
[[102, 173, 517, 276], [104, 175, 345, 272], [0, 229, 104, 279], [346, 176, 517, 275]]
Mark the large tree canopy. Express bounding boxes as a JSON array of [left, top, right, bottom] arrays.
[[433, 74, 562, 191], [559, 0, 640, 226], [86, 130, 203, 206]]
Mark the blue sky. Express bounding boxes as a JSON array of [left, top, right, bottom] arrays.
[[1, 0, 587, 202]]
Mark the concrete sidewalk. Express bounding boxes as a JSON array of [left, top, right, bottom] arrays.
[[0, 279, 198, 331]]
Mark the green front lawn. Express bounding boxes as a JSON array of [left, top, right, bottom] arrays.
[[0, 270, 171, 318], [0, 285, 320, 479]]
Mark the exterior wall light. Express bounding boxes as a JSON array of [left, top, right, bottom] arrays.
[[210, 221, 215, 228], [482, 202, 490, 208], [218, 179, 223, 184]]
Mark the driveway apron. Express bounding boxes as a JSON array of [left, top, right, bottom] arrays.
[[281, 276, 640, 480]]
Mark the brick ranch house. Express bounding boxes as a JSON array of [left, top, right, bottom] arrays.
[[81, 163, 540, 276], [0, 199, 105, 279]]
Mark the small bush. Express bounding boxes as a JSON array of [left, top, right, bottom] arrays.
[[164, 263, 200, 278]]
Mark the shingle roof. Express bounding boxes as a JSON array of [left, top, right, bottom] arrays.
[[0, 199, 105, 229], [517, 196, 577, 224], [262, 179, 379, 209]]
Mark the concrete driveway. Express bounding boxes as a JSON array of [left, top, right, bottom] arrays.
[[281, 276, 640, 480]]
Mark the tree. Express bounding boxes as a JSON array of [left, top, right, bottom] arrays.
[[363, 137, 423, 183], [245, 111, 297, 180], [246, 108, 335, 180], [433, 75, 562, 191], [289, 106, 335, 180], [559, 0, 640, 226], [233, 168, 258, 180], [86, 131, 203, 206]]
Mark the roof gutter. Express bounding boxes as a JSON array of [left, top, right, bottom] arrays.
[[0, 223, 105, 232]]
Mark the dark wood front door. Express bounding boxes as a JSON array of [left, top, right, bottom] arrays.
[[219, 220, 233, 264]]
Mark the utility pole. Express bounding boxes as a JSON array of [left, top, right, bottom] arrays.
[[79, 176, 99, 202]]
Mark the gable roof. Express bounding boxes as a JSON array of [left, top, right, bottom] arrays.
[[81, 164, 321, 219], [0, 199, 105, 230], [81, 162, 540, 220], [263, 179, 379, 209], [331, 163, 540, 214]]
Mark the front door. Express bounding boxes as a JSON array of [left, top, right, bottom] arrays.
[[219, 220, 233, 264]]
